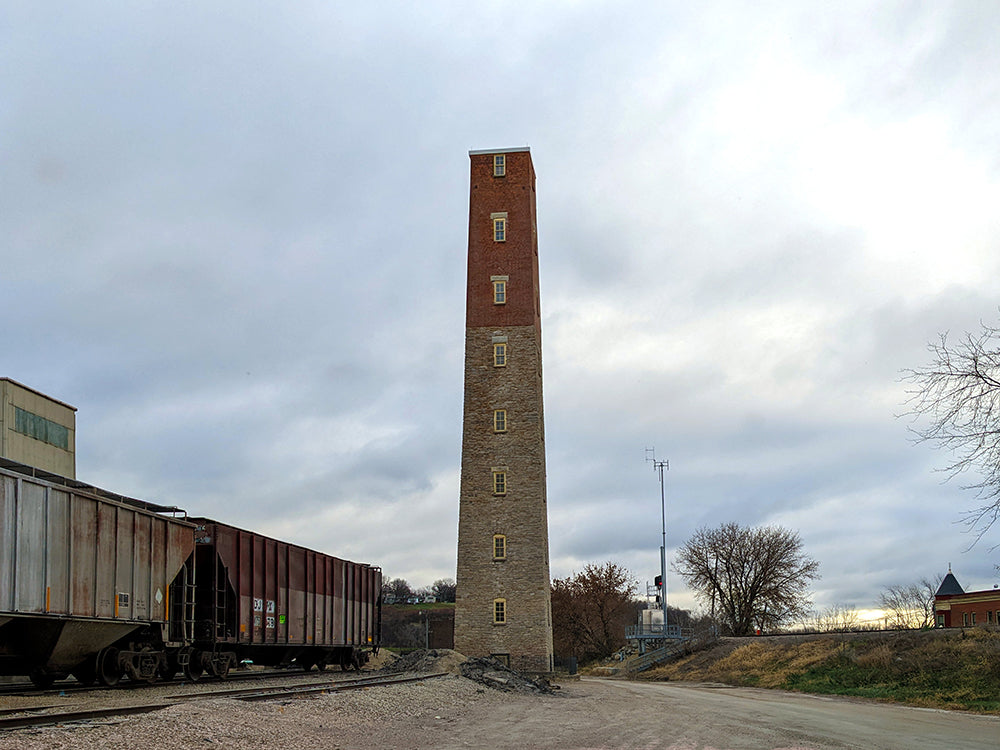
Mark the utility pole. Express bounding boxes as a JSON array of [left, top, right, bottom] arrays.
[[645, 448, 669, 638]]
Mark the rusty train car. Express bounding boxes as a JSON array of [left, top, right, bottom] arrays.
[[0, 459, 381, 687]]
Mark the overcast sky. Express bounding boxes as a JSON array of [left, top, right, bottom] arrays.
[[5, 1, 1000, 619]]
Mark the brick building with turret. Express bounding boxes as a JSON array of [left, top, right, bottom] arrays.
[[933, 568, 1000, 628]]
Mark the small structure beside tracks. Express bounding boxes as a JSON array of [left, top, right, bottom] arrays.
[[623, 608, 695, 673]]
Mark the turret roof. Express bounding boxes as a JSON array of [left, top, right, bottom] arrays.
[[936, 571, 965, 596]]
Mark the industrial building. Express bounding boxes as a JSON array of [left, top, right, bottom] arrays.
[[0, 378, 76, 479]]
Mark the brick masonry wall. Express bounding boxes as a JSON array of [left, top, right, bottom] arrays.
[[465, 151, 540, 332], [935, 591, 1000, 627]]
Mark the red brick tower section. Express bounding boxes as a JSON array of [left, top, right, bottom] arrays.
[[455, 147, 554, 673]]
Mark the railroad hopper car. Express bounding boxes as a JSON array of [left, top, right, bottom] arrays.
[[0, 459, 195, 687], [0, 459, 381, 687], [187, 518, 382, 677]]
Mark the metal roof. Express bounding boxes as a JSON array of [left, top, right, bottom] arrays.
[[935, 571, 965, 596]]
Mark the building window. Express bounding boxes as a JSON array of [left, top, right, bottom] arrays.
[[493, 534, 506, 560], [971, 612, 976, 625], [988, 610, 995, 624], [493, 279, 506, 304], [493, 342, 507, 367], [493, 409, 507, 433], [490, 653, 511, 667], [493, 154, 505, 177], [963, 612, 969, 626], [936, 614, 944, 627], [493, 598, 507, 624], [13, 406, 69, 450], [492, 470, 507, 495], [493, 216, 506, 242]]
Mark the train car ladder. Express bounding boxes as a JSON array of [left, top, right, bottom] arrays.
[[185, 564, 197, 643], [214, 564, 231, 639]]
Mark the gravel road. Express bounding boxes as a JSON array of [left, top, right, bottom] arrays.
[[2, 675, 998, 749]]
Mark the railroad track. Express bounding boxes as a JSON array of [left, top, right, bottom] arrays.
[[0, 668, 366, 715], [0, 664, 343, 698], [0, 671, 449, 732]]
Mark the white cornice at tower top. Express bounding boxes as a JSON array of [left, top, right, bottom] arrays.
[[468, 146, 530, 155]]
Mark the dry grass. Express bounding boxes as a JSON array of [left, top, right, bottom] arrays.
[[642, 628, 1000, 713], [651, 638, 838, 688]]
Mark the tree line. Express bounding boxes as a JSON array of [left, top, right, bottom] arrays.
[[382, 529, 952, 661], [381, 577, 456, 604]]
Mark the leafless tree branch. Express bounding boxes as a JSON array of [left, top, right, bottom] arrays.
[[902, 320, 1000, 542]]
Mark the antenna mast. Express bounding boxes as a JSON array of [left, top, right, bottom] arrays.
[[645, 447, 669, 636]]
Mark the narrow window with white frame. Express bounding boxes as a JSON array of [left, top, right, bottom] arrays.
[[493, 598, 507, 624], [494, 154, 506, 177]]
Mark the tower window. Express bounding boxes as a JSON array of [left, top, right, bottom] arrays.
[[493, 409, 507, 432], [493, 342, 507, 367], [494, 154, 506, 177], [492, 470, 507, 495], [493, 534, 507, 559], [493, 279, 506, 304], [493, 598, 507, 624], [493, 216, 506, 242]]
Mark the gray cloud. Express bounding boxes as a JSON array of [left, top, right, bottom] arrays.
[[4, 2, 1000, 618]]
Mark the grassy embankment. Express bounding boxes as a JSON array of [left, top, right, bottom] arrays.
[[640, 628, 1000, 713]]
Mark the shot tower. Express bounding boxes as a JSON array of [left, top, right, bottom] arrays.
[[454, 147, 554, 672]]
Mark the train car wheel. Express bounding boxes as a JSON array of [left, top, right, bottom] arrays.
[[213, 656, 231, 679], [158, 657, 178, 682], [72, 656, 98, 687], [97, 648, 122, 687], [184, 659, 204, 682]]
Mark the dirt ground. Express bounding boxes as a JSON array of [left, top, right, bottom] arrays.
[[3, 648, 999, 749], [5, 674, 999, 750]]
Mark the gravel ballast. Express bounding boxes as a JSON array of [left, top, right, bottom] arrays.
[[0, 675, 521, 750]]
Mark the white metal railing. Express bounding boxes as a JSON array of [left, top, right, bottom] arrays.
[[625, 623, 689, 639]]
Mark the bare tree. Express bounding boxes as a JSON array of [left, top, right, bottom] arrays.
[[878, 576, 941, 629], [381, 577, 413, 602], [812, 605, 861, 633], [551, 562, 638, 662], [674, 523, 820, 636], [903, 321, 1000, 539], [431, 578, 457, 603]]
